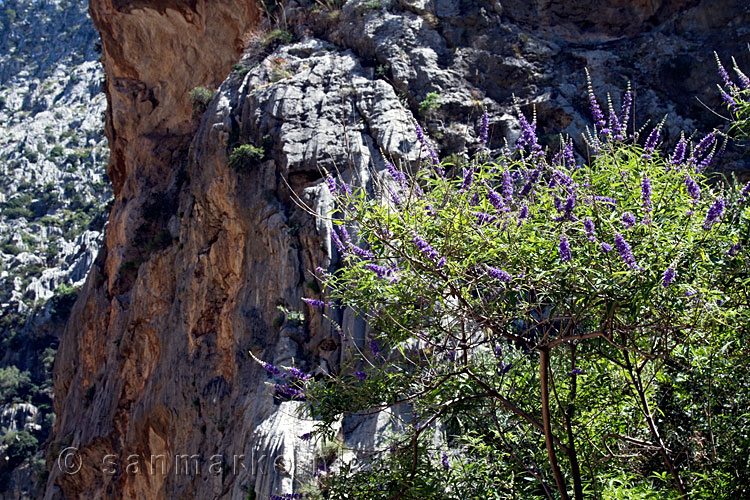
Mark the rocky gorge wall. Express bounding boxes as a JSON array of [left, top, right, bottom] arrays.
[[44, 0, 750, 499], [0, 1, 110, 497]]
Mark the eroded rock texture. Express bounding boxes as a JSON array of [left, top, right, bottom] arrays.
[[46, 0, 750, 498]]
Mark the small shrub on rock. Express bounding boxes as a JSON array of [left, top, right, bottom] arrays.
[[229, 144, 265, 171], [188, 86, 216, 116]]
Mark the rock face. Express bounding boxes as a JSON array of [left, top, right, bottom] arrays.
[[0, 1, 109, 497], [45, 0, 750, 499]]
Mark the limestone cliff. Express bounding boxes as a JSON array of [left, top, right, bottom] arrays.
[[45, 0, 750, 499], [0, 1, 109, 497]]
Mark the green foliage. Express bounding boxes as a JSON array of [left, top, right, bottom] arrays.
[[0, 243, 23, 255], [50, 284, 79, 323], [188, 86, 216, 116], [0, 431, 38, 491], [270, 65, 293, 82], [309, 0, 345, 13], [22, 146, 38, 163], [418, 91, 442, 114], [232, 64, 252, 78], [0, 366, 32, 403], [262, 29, 293, 47], [293, 63, 750, 499], [49, 144, 64, 158], [229, 144, 265, 171], [276, 305, 304, 327], [354, 0, 383, 14], [2, 208, 33, 220]]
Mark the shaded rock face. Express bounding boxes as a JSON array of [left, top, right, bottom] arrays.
[[46, 0, 750, 499]]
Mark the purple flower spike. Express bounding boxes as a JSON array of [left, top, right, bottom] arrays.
[[415, 123, 443, 176], [365, 263, 390, 279], [728, 243, 742, 257], [479, 112, 489, 145], [274, 384, 305, 399], [721, 89, 738, 112], [474, 212, 498, 225], [622, 211, 636, 228], [461, 167, 474, 191], [350, 245, 375, 260], [584, 218, 596, 241], [502, 170, 514, 199], [703, 198, 726, 230], [342, 181, 353, 198], [494, 345, 503, 358], [415, 123, 426, 144], [562, 139, 576, 168], [715, 52, 735, 89], [517, 205, 529, 227], [607, 94, 621, 139], [559, 235, 572, 262], [338, 226, 352, 247], [441, 453, 450, 469], [369, 339, 380, 357], [516, 111, 543, 156], [413, 234, 440, 261], [355, 371, 367, 380], [569, 368, 584, 376], [733, 57, 750, 90], [641, 175, 652, 212], [387, 185, 402, 206], [684, 175, 701, 201], [331, 230, 347, 254], [469, 192, 480, 207], [263, 362, 281, 376], [300, 432, 312, 441], [302, 298, 331, 308], [486, 187, 505, 211], [618, 84, 632, 139], [555, 194, 577, 222], [288, 367, 313, 381], [670, 135, 687, 168], [487, 266, 512, 282], [326, 176, 337, 195], [593, 196, 617, 209], [613, 233, 638, 269], [601, 242, 613, 253], [692, 132, 716, 163], [697, 150, 716, 171], [739, 182, 750, 202], [586, 70, 606, 131], [386, 161, 408, 188], [642, 123, 662, 159], [662, 267, 676, 287]]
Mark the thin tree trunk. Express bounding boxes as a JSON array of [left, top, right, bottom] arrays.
[[624, 351, 687, 497], [566, 346, 584, 500], [540, 348, 570, 500]]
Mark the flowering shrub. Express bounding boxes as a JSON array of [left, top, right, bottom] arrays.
[[716, 52, 750, 140], [260, 60, 750, 499]]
